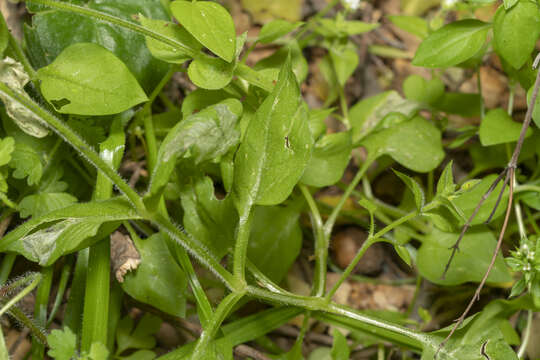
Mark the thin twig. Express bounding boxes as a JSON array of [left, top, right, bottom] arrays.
[[436, 169, 515, 357]]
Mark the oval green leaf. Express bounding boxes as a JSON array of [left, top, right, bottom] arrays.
[[493, 1, 540, 69], [479, 108, 532, 146], [37, 43, 148, 115], [170, 0, 236, 62], [188, 55, 235, 90], [412, 19, 490, 68]]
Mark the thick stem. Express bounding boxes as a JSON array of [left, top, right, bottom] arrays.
[[233, 205, 253, 285]]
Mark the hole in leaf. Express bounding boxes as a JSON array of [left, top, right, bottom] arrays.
[[50, 98, 71, 110]]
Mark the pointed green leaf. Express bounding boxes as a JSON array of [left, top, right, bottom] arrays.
[[233, 55, 313, 207], [412, 19, 490, 68], [37, 43, 148, 115], [330, 329, 350, 360], [393, 170, 425, 211], [388, 15, 428, 39], [0, 137, 15, 166], [170, 0, 236, 62]]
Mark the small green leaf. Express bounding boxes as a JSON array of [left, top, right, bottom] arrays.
[[0, 57, 49, 137], [122, 233, 187, 317], [233, 55, 313, 208], [116, 314, 161, 354], [188, 55, 235, 89], [479, 108, 532, 146], [181, 89, 230, 118], [493, 1, 540, 69], [388, 15, 428, 38], [526, 86, 540, 128], [88, 342, 109, 360], [402, 75, 444, 105], [301, 132, 352, 187], [330, 329, 350, 360], [258, 19, 303, 44], [147, 98, 242, 204], [248, 201, 303, 282], [349, 91, 419, 143], [19, 193, 77, 219], [361, 116, 445, 173], [179, 176, 237, 259], [9, 141, 43, 185], [0, 137, 15, 166], [170, 0, 236, 62], [329, 39, 359, 86], [436, 161, 456, 197], [417, 227, 511, 285], [47, 327, 77, 360], [38, 43, 148, 115], [393, 170, 425, 211], [412, 19, 490, 68], [138, 14, 201, 64], [394, 245, 412, 267]]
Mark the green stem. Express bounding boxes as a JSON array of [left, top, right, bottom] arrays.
[[0, 254, 16, 285], [0, 325, 7, 360], [324, 158, 373, 236], [0, 193, 18, 210], [233, 205, 253, 285], [0, 82, 146, 213], [299, 185, 327, 297], [64, 248, 88, 338], [518, 310, 533, 359], [326, 210, 420, 300], [0, 273, 42, 317], [30, 267, 53, 359], [191, 291, 245, 358], [47, 257, 73, 326]]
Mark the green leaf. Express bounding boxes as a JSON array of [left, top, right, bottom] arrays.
[[394, 244, 412, 267], [233, 55, 313, 208], [301, 131, 352, 187], [122, 233, 187, 317], [504, 0, 519, 9], [179, 176, 237, 259], [436, 161, 456, 197], [170, 0, 236, 62], [9, 141, 43, 185], [330, 329, 350, 360], [0, 19, 7, 56], [393, 170, 425, 211], [361, 116, 445, 173], [402, 75, 444, 105], [47, 327, 77, 360], [188, 55, 235, 90], [0, 198, 141, 264], [329, 39, 359, 86], [181, 89, 230, 118], [412, 19, 490, 68], [526, 85, 540, 128], [37, 43, 148, 115], [451, 174, 509, 225], [417, 227, 511, 285], [147, 98, 242, 204], [254, 40, 308, 84], [479, 108, 532, 146], [19, 192, 77, 218], [138, 14, 201, 64], [24, 0, 170, 93], [248, 201, 303, 283], [88, 342, 109, 360], [434, 92, 481, 117], [388, 15, 428, 38], [0, 57, 49, 137], [258, 19, 303, 44], [0, 137, 15, 166], [116, 314, 161, 354], [493, 1, 540, 69], [349, 91, 420, 143]]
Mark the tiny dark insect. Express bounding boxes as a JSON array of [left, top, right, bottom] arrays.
[[480, 341, 490, 360], [285, 136, 290, 148]]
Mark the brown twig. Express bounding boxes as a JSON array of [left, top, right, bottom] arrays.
[[436, 52, 540, 357]]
